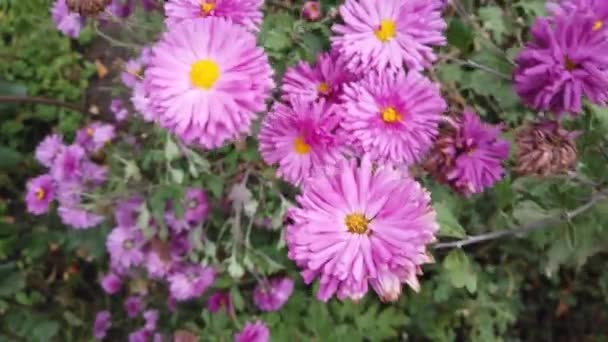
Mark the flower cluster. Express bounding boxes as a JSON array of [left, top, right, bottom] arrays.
[[515, 1, 608, 115], [51, 0, 157, 38], [26, 122, 115, 228]]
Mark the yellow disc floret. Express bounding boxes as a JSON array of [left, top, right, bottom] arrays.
[[345, 213, 369, 235], [293, 137, 311, 155], [189, 59, 220, 89], [375, 19, 396, 42]]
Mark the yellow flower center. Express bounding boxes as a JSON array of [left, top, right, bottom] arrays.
[[381, 107, 402, 123], [200, 1, 215, 15], [317, 82, 330, 95], [345, 213, 369, 235], [293, 137, 311, 155], [35, 188, 45, 201], [189, 59, 220, 89], [593, 20, 604, 31], [375, 19, 396, 42], [86, 127, 94, 136], [564, 56, 577, 71]]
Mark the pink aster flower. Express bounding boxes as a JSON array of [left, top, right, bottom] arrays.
[[234, 321, 270, 342], [167, 265, 215, 301], [282, 52, 355, 105], [51, 0, 85, 38], [340, 70, 446, 166], [253, 277, 294, 312], [51, 145, 85, 182], [107, 226, 145, 270], [164, 0, 263, 32], [93, 311, 112, 340], [425, 109, 510, 196], [332, 0, 446, 72], [145, 18, 274, 149], [183, 188, 209, 224], [143, 309, 159, 331], [547, 0, 608, 33], [286, 156, 438, 302], [25, 174, 55, 215], [35, 134, 65, 168], [101, 272, 122, 294], [115, 196, 143, 227], [207, 291, 232, 313], [58, 206, 105, 229], [76, 122, 116, 153], [514, 14, 608, 115], [111, 99, 129, 122], [122, 58, 144, 89], [258, 98, 346, 185]]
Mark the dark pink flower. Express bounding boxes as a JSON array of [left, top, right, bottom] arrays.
[[234, 321, 269, 342], [25, 174, 55, 215], [253, 277, 294, 312], [93, 311, 111, 340]]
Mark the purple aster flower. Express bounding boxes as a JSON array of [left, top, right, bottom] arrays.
[[115, 196, 144, 228], [100, 272, 122, 294], [514, 14, 608, 115], [107, 0, 135, 18], [51, 145, 85, 182], [170, 234, 192, 259], [145, 239, 174, 279], [111, 99, 129, 122], [167, 264, 215, 301], [58, 206, 105, 229], [145, 18, 274, 149], [51, 0, 85, 38], [332, 0, 446, 72], [258, 98, 346, 186], [76, 122, 116, 152], [107, 226, 145, 269], [183, 188, 209, 225], [124, 296, 143, 318], [164, 0, 264, 32], [93, 311, 112, 340], [35, 134, 65, 168], [287, 156, 437, 301], [25, 174, 55, 215], [425, 109, 510, 196], [132, 81, 155, 121], [141, 0, 158, 11], [253, 277, 294, 312], [547, 0, 608, 33], [82, 161, 109, 185], [128, 328, 149, 342], [207, 291, 232, 313], [122, 58, 144, 89], [234, 321, 270, 342], [282, 51, 355, 105], [340, 70, 446, 166], [143, 310, 159, 331], [302, 1, 322, 21]]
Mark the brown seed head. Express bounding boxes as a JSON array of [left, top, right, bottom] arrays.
[[65, 0, 111, 16]]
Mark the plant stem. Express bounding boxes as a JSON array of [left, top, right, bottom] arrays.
[[0, 95, 85, 113], [433, 190, 608, 249]]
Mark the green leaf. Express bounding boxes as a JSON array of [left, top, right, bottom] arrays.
[[478, 6, 507, 43], [446, 18, 474, 52], [164, 136, 181, 162], [435, 202, 467, 238], [443, 249, 477, 293], [512, 200, 557, 224], [0, 146, 22, 170], [0, 264, 25, 297]]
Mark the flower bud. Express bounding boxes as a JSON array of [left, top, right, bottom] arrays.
[[66, 0, 111, 16], [302, 1, 322, 21]]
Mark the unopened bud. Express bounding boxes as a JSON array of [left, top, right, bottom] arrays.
[[302, 1, 322, 21], [66, 0, 111, 16]]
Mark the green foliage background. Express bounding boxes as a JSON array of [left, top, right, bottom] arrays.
[[1, 0, 608, 341]]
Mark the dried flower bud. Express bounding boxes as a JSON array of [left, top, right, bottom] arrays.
[[66, 0, 111, 16], [515, 121, 578, 176], [302, 1, 322, 21]]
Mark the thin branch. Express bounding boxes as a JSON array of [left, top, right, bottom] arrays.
[[0, 95, 85, 113], [443, 56, 512, 81], [433, 190, 608, 250]]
